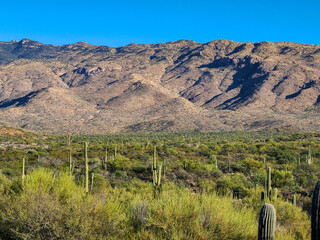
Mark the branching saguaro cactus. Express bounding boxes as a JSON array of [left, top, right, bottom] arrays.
[[267, 167, 272, 200], [258, 203, 276, 240], [152, 146, 162, 192], [311, 180, 320, 239], [84, 142, 89, 193], [153, 164, 162, 189]]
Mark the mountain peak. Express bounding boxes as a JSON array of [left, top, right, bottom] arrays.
[[18, 38, 41, 45]]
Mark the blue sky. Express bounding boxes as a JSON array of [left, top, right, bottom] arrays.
[[0, 0, 319, 47]]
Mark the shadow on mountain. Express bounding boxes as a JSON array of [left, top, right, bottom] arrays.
[[203, 56, 267, 109], [285, 81, 316, 99], [0, 90, 42, 108]]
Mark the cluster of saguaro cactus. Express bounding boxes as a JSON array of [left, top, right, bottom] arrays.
[[312, 180, 320, 239], [258, 203, 276, 240], [84, 142, 89, 193], [152, 146, 162, 189]]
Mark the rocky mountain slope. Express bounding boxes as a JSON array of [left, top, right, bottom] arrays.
[[0, 38, 319, 133]]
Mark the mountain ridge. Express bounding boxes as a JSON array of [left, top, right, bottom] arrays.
[[0, 39, 319, 134]]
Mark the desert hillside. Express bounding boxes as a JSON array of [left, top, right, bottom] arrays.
[[0, 39, 319, 133]]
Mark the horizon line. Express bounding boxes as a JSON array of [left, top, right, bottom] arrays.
[[1, 38, 320, 48]]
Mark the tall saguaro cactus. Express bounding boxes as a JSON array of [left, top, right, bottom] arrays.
[[91, 173, 95, 193], [261, 191, 266, 203], [103, 146, 108, 170], [267, 167, 272, 200], [292, 194, 296, 206], [258, 203, 276, 240], [22, 158, 25, 184], [163, 159, 166, 180], [311, 180, 320, 239], [152, 146, 162, 190], [308, 146, 313, 165], [68, 134, 73, 175], [84, 142, 89, 193], [69, 148, 72, 175]]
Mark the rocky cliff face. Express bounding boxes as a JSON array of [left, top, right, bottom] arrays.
[[0, 38, 319, 133]]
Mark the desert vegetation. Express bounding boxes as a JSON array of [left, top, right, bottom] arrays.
[[0, 128, 319, 239]]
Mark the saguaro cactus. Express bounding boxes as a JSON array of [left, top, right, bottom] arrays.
[[152, 146, 162, 189], [258, 203, 276, 240], [22, 158, 25, 184], [311, 180, 320, 239], [272, 188, 278, 201], [261, 191, 265, 203], [308, 146, 313, 165], [267, 167, 272, 200], [103, 146, 108, 170], [69, 148, 72, 175], [163, 159, 166, 180], [292, 194, 296, 206], [84, 142, 89, 193], [215, 156, 218, 170], [153, 164, 162, 188], [91, 173, 94, 192]]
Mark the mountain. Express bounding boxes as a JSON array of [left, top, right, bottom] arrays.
[[0, 38, 319, 134]]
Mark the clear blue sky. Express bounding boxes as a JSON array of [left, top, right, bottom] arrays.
[[0, 0, 319, 47]]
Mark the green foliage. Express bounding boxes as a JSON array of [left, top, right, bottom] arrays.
[[0, 131, 318, 239], [108, 154, 132, 171]]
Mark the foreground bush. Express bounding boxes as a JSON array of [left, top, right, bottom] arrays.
[[0, 169, 310, 239]]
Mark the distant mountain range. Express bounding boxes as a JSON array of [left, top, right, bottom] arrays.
[[0, 38, 319, 133]]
